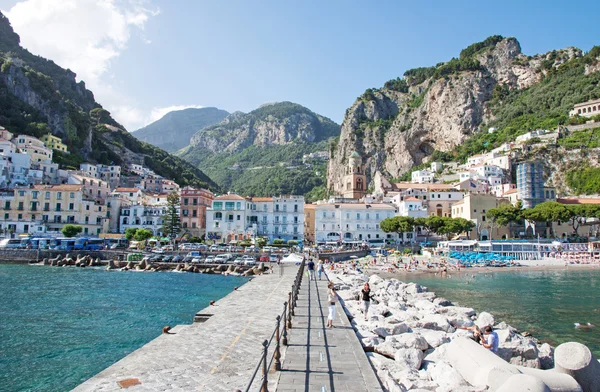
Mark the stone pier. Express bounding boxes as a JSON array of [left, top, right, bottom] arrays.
[[74, 263, 298, 392]]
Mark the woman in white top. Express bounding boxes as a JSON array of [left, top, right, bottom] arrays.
[[327, 282, 337, 328], [317, 260, 324, 280]]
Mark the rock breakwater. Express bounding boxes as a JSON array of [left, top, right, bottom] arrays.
[[330, 269, 597, 391]]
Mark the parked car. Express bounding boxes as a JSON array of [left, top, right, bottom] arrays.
[[241, 256, 256, 266], [0, 239, 22, 249], [233, 257, 244, 265], [245, 246, 257, 253], [214, 254, 230, 264], [191, 257, 203, 263], [152, 248, 165, 254], [172, 255, 182, 263], [259, 254, 270, 262], [162, 255, 173, 262], [205, 255, 215, 263], [209, 245, 220, 252]]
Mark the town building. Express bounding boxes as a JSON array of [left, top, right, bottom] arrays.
[[430, 162, 443, 173], [80, 163, 122, 189], [314, 203, 399, 245], [41, 133, 68, 153], [140, 175, 180, 194], [119, 204, 167, 236], [13, 135, 53, 163], [250, 195, 305, 243], [392, 196, 428, 219], [517, 161, 546, 209], [113, 187, 144, 204], [0, 184, 108, 235], [205, 194, 252, 243], [180, 187, 214, 238], [411, 169, 434, 184], [67, 173, 110, 202], [0, 139, 16, 155], [451, 193, 509, 240], [304, 204, 316, 244], [0, 127, 13, 141], [570, 99, 600, 117]]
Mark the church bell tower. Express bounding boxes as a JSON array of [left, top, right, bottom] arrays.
[[342, 151, 366, 199]]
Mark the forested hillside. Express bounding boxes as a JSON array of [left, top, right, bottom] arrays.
[[0, 12, 218, 190]]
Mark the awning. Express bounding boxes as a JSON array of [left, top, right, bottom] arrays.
[[281, 253, 303, 263]]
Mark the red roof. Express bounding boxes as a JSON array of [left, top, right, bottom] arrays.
[[214, 194, 246, 201], [557, 198, 600, 205], [116, 187, 140, 193]]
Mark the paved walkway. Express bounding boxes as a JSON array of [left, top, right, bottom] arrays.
[[276, 273, 382, 392], [74, 263, 298, 392]]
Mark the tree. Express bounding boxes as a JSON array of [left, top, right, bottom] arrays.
[[161, 191, 181, 239], [415, 215, 445, 241], [487, 202, 523, 239], [272, 239, 285, 245], [287, 240, 298, 246], [133, 229, 153, 242], [256, 237, 267, 248], [124, 228, 138, 241], [566, 204, 600, 236], [381, 216, 415, 241], [62, 224, 82, 238]]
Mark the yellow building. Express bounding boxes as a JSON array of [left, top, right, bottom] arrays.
[[451, 193, 510, 240], [41, 133, 68, 153], [0, 184, 108, 235], [303, 204, 316, 244]]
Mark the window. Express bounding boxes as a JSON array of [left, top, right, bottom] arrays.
[[263, 204, 267, 211], [18, 213, 22, 220], [366, 213, 370, 220], [192, 210, 197, 217], [275, 204, 280, 212], [322, 212, 326, 218], [3, 213, 7, 220], [17, 202, 23, 211], [236, 202, 241, 210], [57, 192, 62, 200], [3, 201, 9, 210], [192, 222, 197, 228], [183, 198, 189, 206], [294, 205, 298, 212], [18, 190, 25, 197], [182, 209, 189, 217], [376, 213, 380, 220], [294, 216, 298, 223], [69, 203, 74, 210], [55, 203, 61, 211], [357, 213, 361, 220], [346, 213, 350, 219], [70, 192, 75, 198], [237, 215, 241, 221], [225, 202, 235, 210], [32, 191, 38, 199], [213, 202, 223, 210]]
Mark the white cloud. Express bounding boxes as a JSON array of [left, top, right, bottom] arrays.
[[3, 0, 160, 130]]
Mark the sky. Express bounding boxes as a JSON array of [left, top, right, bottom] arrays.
[[0, 0, 599, 131]]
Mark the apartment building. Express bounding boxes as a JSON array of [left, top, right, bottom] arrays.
[[119, 204, 167, 236], [180, 187, 214, 237], [250, 195, 305, 243], [14, 135, 53, 163], [67, 173, 110, 202], [392, 196, 428, 219], [205, 194, 252, 243], [0, 184, 108, 235], [41, 133, 68, 153], [451, 193, 509, 240], [314, 203, 399, 245]]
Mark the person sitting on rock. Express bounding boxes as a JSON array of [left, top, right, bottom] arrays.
[[481, 326, 499, 353], [457, 324, 483, 344]]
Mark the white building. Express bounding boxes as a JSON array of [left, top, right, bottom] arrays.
[[467, 154, 485, 167], [314, 203, 399, 246], [473, 164, 504, 178], [0, 139, 16, 155], [206, 194, 252, 243], [251, 195, 305, 243], [392, 196, 428, 219], [114, 187, 144, 205], [13, 135, 53, 163], [119, 204, 167, 236], [411, 169, 434, 184], [430, 162, 443, 173]]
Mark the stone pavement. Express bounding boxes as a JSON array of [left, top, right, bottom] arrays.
[[276, 273, 383, 392], [73, 263, 298, 392]]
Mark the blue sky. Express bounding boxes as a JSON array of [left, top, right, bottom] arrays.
[[1, 0, 599, 131]]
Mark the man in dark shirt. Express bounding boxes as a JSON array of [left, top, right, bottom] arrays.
[[307, 260, 315, 280]]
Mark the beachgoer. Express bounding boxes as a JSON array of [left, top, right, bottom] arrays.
[[307, 260, 315, 280], [327, 282, 337, 328], [481, 326, 499, 353], [317, 260, 324, 280], [458, 324, 483, 343], [360, 283, 374, 320]]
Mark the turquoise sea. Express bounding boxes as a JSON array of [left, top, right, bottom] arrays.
[[0, 264, 246, 392], [409, 268, 600, 357]]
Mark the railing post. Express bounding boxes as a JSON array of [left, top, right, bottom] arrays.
[[261, 339, 269, 392], [287, 292, 292, 329], [274, 315, 281, 371], [290, 285, 296, 316]]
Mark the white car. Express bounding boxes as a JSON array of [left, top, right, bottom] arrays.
[[214, 255, 228, 264], [192, 257, 203, 263], [241, 256, 256, 266], [205, 255, 215, 263]]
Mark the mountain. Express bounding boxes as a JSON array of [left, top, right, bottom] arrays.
[[327, 36, 600, 195], [0, 12, 219, 191], [177, 102, 341, 199], [133, 107, 229, 152]]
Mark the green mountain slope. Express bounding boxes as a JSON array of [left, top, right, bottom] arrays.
[[0, 12, 219, 191], [133, 107, 229, 152], [177, 102, 340, 198]]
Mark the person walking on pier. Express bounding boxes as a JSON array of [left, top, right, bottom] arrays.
[[316, 260, 324, 280], [307, 259, 316, 280], [327, 282, 337, 328]]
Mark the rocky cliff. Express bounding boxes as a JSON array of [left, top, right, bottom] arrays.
[[133, 107, 229, 152], [0, 12, 218, 190], [188, 101, 340, 153], [327, 36, 587, 193]]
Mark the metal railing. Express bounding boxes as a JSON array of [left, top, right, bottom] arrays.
[[244, 259, 305, 392]]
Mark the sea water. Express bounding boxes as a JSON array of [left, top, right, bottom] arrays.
[[0, 264, 246, 392], [409, 268, 600, 356]]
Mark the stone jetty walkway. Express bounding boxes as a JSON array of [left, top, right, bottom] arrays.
[[74, 263, 298, 392], [276, 274, 382, 392]]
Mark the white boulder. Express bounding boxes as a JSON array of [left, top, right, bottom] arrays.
[[428, 361, 469, 390], [394, 348, 424, 370], [475, 312, 495, 329]]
